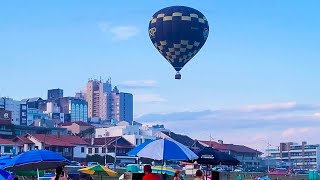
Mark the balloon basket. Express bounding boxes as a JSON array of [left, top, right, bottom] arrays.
[[175, 73, 181, 80]]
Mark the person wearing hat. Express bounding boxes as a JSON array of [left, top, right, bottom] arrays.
[[174, 170, 182, 180], [142, 165, 160, 180]]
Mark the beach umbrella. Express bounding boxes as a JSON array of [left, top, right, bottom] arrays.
[[188, 147, 240, 179], [0, 156, 12, 167], [151, 166, 175, 176], [2, 150, 70, 172], [79, 165, 117, 179], [191, 147, 240, 165], [0, 169, 16, 180], [128, 138, 198, 161]]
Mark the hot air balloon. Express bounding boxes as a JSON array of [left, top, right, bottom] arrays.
[[148, 6, 209, 79]]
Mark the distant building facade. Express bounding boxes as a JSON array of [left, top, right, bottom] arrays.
[[57, 97, 88, 122], [269, 141, 320, 170], [48, 88, 63, 101], [0, 97, 22, 125], [21, 97, 47, 126]]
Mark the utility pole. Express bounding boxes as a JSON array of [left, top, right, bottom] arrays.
[[114, 137, 119, 169], [104, 129, 107, 166], [261, 140, 271, 173]]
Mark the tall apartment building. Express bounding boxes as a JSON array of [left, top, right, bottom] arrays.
[[269, 141, 320, 170], [86, 79, 112, 118], [85, 79, 133, 122]]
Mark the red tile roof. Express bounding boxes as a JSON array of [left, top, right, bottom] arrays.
[[14, 136, 34, 145], [59, 121, 92, 127], [84, 137, 134, 148], [29, 134, 89, 147], [200, 141, 262, 154], [0, 138, 17, 145]]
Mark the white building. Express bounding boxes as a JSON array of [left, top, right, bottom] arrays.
[[94, 121, 166, 146], [269, 141, 320, 170], [0, 97, 21, 125]]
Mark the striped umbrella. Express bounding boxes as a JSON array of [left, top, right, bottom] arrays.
[[79, 165, 117, 179], [128, 138, 198, 161]]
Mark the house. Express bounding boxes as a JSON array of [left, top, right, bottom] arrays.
[[59, 122, 94, 137], [0, 138, 20, 156], [84, 136, 135, 162], [156, 131, 205, 150], [13, 135, 35, 152], [200, 140, 262, 167], [13, 134, 89, 162]]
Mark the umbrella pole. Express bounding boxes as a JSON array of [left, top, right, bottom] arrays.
[[161, 159, 164, 174], [206, 164, 208, 180], [37, 168, 40, 179]]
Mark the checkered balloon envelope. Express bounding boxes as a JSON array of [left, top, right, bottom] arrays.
[[148, 6, 209, 79]]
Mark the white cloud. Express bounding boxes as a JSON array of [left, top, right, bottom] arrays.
[[119, 80, 158, 89], [134, 94, 166, 103], [281, 127, 314, 138], [242, 101, 297, 112], [98, 22, 139, 41], [110, 26, 139, 40]]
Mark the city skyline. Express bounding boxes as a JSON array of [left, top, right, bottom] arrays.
[[1, 0, 320, 151]]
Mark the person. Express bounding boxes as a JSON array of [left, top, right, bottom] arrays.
[[142, 165, 160, 180], [194, 170, 203, 180], [52, 166, 68, 180], [174, 170, 182, 180]]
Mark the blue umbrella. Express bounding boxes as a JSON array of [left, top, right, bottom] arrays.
[[0, 156, 12, 166], [2, 150, 70, 172], [0, 169, 16, 180], [128, 138, 198, 161]]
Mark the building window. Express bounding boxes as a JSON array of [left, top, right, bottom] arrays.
[[95, 148, 99, 153], [102, 148, 106, 153], [88, 148, 92, 154], [81, 147, 85, 153], [4, 146, 12, 153]]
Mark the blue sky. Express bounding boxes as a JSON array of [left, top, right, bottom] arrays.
[[1, 1, 320, 150]]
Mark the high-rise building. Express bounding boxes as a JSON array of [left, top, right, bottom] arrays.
[[86, 79, 111, 118], [48, 88, 63, 100], [85, 78, 133, 122], [118, 92, 133, 122], [100, 87, 133, 122]]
